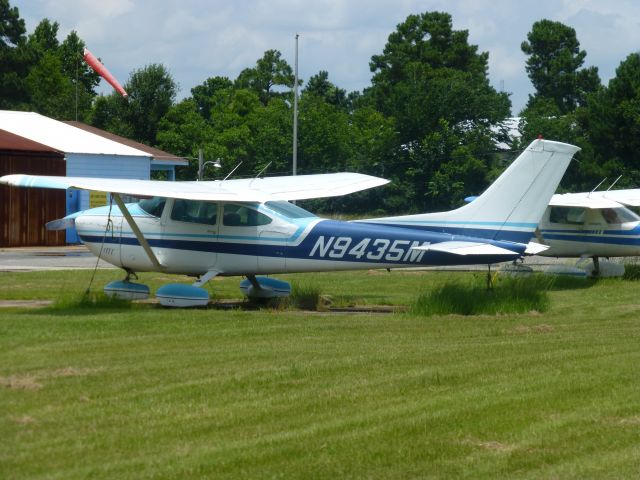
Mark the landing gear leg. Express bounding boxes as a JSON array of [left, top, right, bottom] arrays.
[[240, 275, 292, 299], [123, 269, 138, 282], [592, 256, 600, 277], [193, 269, 220, 288]]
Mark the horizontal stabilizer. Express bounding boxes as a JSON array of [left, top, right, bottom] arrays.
[[0, 172, 389, 202], [411, 241, 517, 256], [524, 241, 549, 255]]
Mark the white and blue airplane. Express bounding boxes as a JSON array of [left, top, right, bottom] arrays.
[[0, 139, 580, 306], [533, 188, 640, 275], [466, 181, 640, 276]]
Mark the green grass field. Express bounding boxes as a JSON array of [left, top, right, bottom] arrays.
[[1, 269, 640, 478]]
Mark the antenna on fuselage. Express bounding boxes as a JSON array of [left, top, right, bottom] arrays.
[[606, 175, 623, 191], [249, 162, 272, 186], [221, 161, 243, 183], [588, 178, 607, 197]]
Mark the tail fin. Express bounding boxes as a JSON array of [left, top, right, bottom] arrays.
[[366, 139, 580, 243]]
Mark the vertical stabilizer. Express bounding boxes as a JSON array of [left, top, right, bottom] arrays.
[[365, 139, 580, 243]]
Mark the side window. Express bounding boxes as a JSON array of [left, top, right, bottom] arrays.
[[171, 199, 218, 225], [223, 204, 272, 227], [549, 207, 585, 225], [602, 208, 622, 224]]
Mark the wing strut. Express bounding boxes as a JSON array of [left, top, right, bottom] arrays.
[[112, 193, 164, 270]]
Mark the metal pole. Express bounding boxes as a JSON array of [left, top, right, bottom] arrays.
[[293, 33, 299, 176], [198, 148, 203, 180], [75, 51, 79, 121]]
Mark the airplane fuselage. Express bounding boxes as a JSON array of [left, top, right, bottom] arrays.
[[538, 204, 640, 257], [75, 199, 524, 276]]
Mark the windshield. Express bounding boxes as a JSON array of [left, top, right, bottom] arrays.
[[264, 201, 316, 219], [138, 196, 166, 217], [602, 207, 640, 224]]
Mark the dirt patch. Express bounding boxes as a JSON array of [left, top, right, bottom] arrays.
[[50, 367, 102, 378], [0, 375, 42, 391], [509, 324, 555, 335], [476, 441, 515, 452], [1, 367, 102, 391], [619, 416, 640, 426], [463, 437, 516, 452], [13, 415, 35, 425], [0, 300, 52, 309]]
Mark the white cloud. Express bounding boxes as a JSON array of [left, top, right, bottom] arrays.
[[11, 0, 640, 112]]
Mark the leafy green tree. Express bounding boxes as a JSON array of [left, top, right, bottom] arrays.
[[304, 70, 349, 110], [191, 76, 233, 120], [314, 106, 398, 215], [125, 64, 177, 144], [247, 97, 292, 174], [423, 121, 492, 209], [297, 94, 351, 174], [22, 22, 99, 120], [0, 0, 29, 108], [579, 53, 640, 187], [58, 31, 100, 120], [156, 98, 217, 180], [25, 51, 74, 118], [517, 97, 579, 144], [205, 87, 261, 173], [90, 94, 132, 138], [369, 11, 505, 137], [26, 18, 59, 58], [367, 11, 510, 212], [93, 64, 177, 145], [521, 19, 600, 114], [0, 0, 22, 47], [235, 50, 295, 105]]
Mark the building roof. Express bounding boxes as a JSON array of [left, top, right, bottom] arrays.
[[0, 111, 149, 157], [64, 121, 187, 166], [0, 129, 62, 155]]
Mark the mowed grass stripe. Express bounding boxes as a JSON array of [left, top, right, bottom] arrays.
[[2, 272, 640, 478]]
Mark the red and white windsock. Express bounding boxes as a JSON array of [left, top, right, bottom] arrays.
[[83, 47, 128, 97]]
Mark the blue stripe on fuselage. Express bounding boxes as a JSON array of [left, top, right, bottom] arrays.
[[357, 221, 534, 243], [541, 224, 640, 237], [541, 232, 640, 246]]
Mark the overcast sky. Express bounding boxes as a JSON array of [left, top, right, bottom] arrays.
[[12, 0, 640, 114]]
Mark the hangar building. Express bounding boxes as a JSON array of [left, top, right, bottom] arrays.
[[0, 110, 187, 247]]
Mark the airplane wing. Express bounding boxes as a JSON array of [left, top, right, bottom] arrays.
[[0, 172, 389, 202], [549, 193, 623, 209], [411, 241, 518, 256], [592, 189, 640, 207]]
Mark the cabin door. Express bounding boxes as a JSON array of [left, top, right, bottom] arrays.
[[161, 199, 219, 274], [257, 229, 288, 274]]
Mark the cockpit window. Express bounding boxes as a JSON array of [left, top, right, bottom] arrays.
[[549, 207, 585, 225], [138, 196, 166, 217], [171, 199, 218, 225], [223, 204, 272, 226], [264, 201, 316, 219]]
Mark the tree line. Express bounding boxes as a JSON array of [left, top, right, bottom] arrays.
[[2, 1, 640, 215]]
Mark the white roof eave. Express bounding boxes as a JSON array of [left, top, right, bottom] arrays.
[[0, 111, 149, 157]]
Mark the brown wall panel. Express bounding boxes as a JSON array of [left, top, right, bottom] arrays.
[[1, 152, 66, 247]]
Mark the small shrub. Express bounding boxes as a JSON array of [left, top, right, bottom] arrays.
[[290, 282, 322, 310], [623, 263, 640, 280], [410, 274, 552, 316], [51, 291, 132, 311]]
